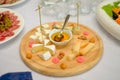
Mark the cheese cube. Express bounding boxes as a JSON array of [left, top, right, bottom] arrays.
[[44, 39, 50, 45], [36, 27, 41, 32], [67, 53, 76, 61], [39, 35, 46, 42], [80, 43, 95, 55], [30, 35, 38, 40], [44, 29, 51, 35], [42, 24, 49, 29], [39, 51, 51, 60], [35, 32, 42, 37]]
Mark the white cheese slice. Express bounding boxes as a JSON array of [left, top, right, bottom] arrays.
[[44, 45, 56, 55], [32, 44, 43, 48], [39, 51, 51, 60], [31, 44, 44, 53]]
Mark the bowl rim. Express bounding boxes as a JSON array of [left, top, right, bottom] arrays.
[[48, 29, 73, 45]]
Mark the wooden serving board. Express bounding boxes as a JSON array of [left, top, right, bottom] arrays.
[[20, 22, 103, 76]]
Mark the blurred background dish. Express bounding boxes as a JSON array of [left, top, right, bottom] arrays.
[[0, 8, 24, 44], [39, 0, 106, 19], [0, 0, 25, 7], [96, 0, 120, 40]]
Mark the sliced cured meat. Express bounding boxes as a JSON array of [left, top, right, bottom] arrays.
[[0, 0, 5, 4], [12, 20, 20, 26], [0, 10, 20, 41]]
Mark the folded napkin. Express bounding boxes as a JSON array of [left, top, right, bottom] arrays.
[[0, 71, 33, 80]]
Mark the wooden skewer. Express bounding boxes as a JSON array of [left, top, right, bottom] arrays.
[[37, 5, 44, 44], [76, 3, 80, 28], [38, 5, 42, 28]]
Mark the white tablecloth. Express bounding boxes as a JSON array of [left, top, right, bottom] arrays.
[[0, 0, 120, 80]]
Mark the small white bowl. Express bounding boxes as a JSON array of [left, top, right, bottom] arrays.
[[49, 29, 72, 46]]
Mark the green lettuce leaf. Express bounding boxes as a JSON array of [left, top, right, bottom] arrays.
[[102, 4, 114, 17]]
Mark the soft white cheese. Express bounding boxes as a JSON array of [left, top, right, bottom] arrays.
[[44, 45, 56, 55], [39, 51, 51, 60]]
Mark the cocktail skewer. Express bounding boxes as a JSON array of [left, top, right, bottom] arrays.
[[76, 2, 80, 28], [36, 5, 44, 44]]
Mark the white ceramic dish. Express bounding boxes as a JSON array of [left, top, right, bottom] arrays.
[[49, 29, 72, 46], [96, 0, 120, 40], [0, 8, 24, 44], [0, 0, 25, 7]]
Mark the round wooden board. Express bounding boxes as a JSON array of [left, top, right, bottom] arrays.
[[20, 22, 103, 76]]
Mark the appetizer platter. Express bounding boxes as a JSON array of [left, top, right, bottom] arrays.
[[20, 22, 103, 76], [96, 0, 120, 40], [0, 0, 25, 7], [0, 8, 24, 44]]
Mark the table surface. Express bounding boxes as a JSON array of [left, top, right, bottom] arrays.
[[0, 0, 120, 80]]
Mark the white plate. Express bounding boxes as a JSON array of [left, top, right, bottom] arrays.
[[96, 0, 120, 40], [0, 0, 25, 7], [0, 8, 24, 44]]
